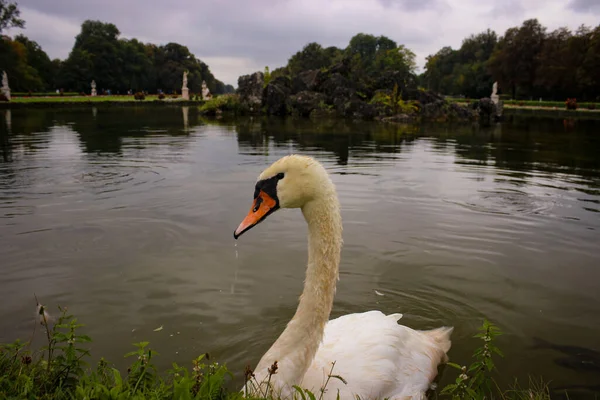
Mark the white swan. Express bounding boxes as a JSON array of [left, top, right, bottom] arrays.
[[234, 154, 453, 400]]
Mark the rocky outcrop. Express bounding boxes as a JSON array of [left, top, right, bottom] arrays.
[[292, 70, 321, 93], [381, 114, 416, 123], [472, 97, 499, 125], [420, 99, 477, 121], [263, 76, 291, 115], [237, 71, 264, 112], [336, 97, 377, 120], [235, 63, 476, 122], [290, 91, 327, 117]]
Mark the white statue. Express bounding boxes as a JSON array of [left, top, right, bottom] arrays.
[[91, 80, 97, 96], [201, 80, 212, 100], [181, 71, 189, 100], [1, 71, 10, 101], [491, 81, 499, 105]]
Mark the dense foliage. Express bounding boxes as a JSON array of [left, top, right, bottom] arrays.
[[275, 33, 417, 93], [422, 19, 600, 101], [0, 3, 233, 94]]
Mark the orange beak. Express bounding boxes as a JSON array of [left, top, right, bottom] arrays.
[[234, 190, 279, 239]]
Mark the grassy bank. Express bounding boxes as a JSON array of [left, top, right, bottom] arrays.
[[0, 96, 205, 109], [449, 98, 599, 111], [0, 301, 554, 400]]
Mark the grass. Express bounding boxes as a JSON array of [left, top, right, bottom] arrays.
[[0, 298, 557, 400], [6, 95, 201, 103], [449, 97, 599, 110]]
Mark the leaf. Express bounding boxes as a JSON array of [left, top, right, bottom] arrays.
[[491, 346, 504, 357], [153, 325, 164, 332], [328, 374, 348, 385], [306, 389, 317, 400], [292, 385, 308, 400], [446, 362, 463, 370]]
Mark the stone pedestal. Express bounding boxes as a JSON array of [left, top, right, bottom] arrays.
[[491, 94, 499, 105], [182, 106, 189, 130], [91, 89, 97, 96], [495, 100, 504, 121], [1, 71, 10, 101], [182, 87, 189, 100]]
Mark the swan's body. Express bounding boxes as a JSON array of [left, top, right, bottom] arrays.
[[234, 155, 452, 400]]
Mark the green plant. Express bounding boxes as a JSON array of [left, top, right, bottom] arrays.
[[158, 93, 165, 100], [264, 66, 272, 88], [134, 92, 145, 101], [0, 302, 556, 400], [199, 94, 241, 115], [441, 320, 502, 399], [370, 84, 418, 115]]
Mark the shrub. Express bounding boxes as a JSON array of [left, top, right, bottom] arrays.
[[158, 93, 165, 100], [0, 93, 8, 102], [586, 103, 595, 110], [199, 94, 240, 115], [565, 98, 577, 110], [263, 66, 272, 88], [134, 92, 145, 101], [171, 94, 179, 99], [369, 84, 419, 115]]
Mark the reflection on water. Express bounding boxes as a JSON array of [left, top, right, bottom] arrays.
[[1, 107, 600, 397]]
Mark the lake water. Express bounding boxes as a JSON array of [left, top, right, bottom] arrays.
[[1, 107, 599, 397]]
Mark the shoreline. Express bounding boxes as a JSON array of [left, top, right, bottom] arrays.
[[2, 99, 600, 121]]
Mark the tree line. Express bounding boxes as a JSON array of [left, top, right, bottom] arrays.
[[270, 32, 417, 94], [0, 2, 233, 95], [422, 19, 600, 101]]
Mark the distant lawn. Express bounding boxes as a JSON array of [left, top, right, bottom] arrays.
[[449, 97, 599, 110], [9, 95, 195, 103]]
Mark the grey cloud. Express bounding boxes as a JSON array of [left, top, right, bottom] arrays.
[[488, 0, 525, 18], [377, 0, 445, 11], [569, 0, 600, 13]]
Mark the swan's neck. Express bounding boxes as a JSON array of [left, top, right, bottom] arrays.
[[253, 191, 342, 390]]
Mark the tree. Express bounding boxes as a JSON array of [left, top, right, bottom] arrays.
[[0, 37, 44, 91], [423, 46, 457, 94], [14, 35, 56, 90], [488, 19, 546, 99], [287, 42, 332, 75], [0, 0, 24, 33]]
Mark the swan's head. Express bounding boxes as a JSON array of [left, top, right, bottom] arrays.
[[234, 154, 332, 239]]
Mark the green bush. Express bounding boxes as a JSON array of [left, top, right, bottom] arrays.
[[369, 84, 419, 115], [134, 92, 145, 101], [199, 94, 241, 115]]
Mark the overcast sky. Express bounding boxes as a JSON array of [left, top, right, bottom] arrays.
[[7, 0, 600, 86]]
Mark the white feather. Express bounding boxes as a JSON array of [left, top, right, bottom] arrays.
[[302, 311, 452, 400]]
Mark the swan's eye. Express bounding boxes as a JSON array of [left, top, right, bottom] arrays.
[[276, 173, 285, 180]]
